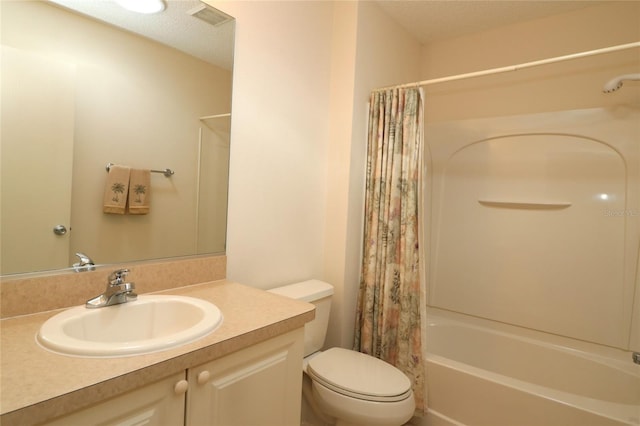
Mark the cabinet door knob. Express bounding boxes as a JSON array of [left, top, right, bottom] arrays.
[[174, 379, 189, 395], [197, 371, 211, 385]]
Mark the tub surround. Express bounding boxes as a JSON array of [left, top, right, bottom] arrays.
[[425, 107, 640, 351], [0, 261, 315, 426]]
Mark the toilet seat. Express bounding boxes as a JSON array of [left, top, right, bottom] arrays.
[[306, 348, 412, 402]]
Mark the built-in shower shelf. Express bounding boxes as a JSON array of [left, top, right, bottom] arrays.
[[478, 200, 572, 210]]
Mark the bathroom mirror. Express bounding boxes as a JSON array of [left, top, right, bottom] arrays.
[[0, 0, 234, 275]]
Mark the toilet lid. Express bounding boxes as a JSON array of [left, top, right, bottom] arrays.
[[306, 348, 412, 402]]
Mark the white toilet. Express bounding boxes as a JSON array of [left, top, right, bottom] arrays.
[[269, 280, 415, 426]]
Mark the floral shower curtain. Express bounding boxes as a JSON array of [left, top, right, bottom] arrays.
[[354, 87, 425, 413]]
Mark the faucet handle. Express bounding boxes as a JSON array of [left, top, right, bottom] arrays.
[[108, 268, 130, 286]]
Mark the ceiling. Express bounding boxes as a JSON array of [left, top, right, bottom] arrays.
[[46, 0, 609, 71], [47, 0, 235, 70], [374, 0, 609, 44]]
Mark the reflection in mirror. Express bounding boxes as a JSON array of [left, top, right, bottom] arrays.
[[1, 1, 234, 275]]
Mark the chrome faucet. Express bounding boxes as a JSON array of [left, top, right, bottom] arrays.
[[86, 269, 137, 309], [73, 252, 95, 272]]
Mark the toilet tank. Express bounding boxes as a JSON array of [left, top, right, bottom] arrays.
[[268, 280, 333, 357]]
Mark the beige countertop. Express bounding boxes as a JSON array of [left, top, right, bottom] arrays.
[[0, 280, 315, 426]]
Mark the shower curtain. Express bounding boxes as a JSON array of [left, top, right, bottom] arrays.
[[354, 87, 425, 413]]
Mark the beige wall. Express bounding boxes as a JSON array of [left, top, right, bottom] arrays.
[[215, 1, 420, 349], [420, 1, 640, 121], [219, 1, 639, 351], [2, 1, 232, 269], [214, 0, 334, 289]]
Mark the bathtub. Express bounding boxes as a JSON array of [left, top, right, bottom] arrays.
[[424, 309, 640, 426]]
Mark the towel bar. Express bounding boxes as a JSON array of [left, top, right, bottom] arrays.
[[106, 163, 174, 177]]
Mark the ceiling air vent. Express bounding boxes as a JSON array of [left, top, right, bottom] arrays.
[[187, 2, 233, 27]]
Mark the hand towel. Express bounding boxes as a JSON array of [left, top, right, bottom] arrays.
[[103, 165, 130, 214], [128, 169, 151, 215]]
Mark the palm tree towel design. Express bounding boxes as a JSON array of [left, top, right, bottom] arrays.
[[103, 165, 131, 214], [128, 169, 151, 215]]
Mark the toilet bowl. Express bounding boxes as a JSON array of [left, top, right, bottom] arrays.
[[307, 347, 415, 426], [268, 280, 415, 426]]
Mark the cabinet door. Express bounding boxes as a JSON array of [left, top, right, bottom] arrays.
[[186, 329, 304, 426], [42, 372, 186, 426]]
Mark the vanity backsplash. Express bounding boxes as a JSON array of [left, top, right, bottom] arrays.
[[0, 255, 226, 318]]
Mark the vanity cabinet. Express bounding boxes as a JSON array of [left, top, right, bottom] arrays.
[[41, 372, 186, 426], [39, 329, 304, 426], [186, 329, 304, 426]]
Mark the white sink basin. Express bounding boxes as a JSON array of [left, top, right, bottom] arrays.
[[37, 295, 223, 357]]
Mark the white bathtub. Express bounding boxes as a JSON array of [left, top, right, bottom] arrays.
[[424, 309, 640, 426]]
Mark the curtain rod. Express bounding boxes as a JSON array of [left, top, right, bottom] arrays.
[[377, 41, 640, 91]]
